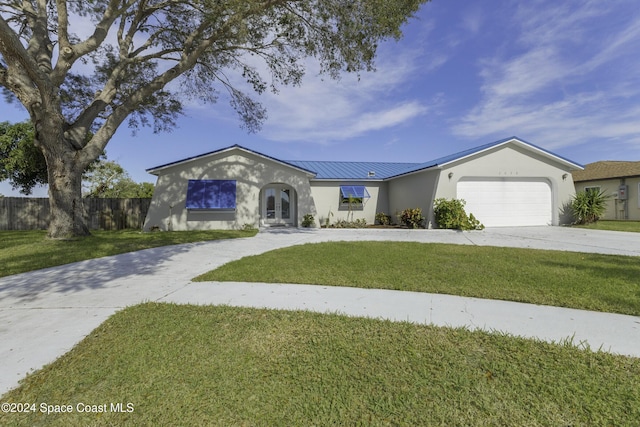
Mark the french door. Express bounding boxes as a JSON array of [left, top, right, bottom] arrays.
[[263, 186, 294, 225]]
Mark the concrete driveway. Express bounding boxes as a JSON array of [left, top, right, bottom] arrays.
[[1, 226, 639, 394]]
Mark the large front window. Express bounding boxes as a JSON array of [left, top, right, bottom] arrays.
[[186, 180, 236, 210]]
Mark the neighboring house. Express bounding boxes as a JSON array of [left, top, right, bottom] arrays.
[[572, 161, 640, 221], [143, 136, 583, 230]]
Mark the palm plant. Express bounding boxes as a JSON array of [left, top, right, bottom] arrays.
[[571, 189, 609, 224]]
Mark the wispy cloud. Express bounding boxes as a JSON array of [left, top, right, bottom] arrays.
[[183, 14, 442, 144], [453, 1, 640, 150], [460, 6, 483, 35], [258, 48, 434, 142]]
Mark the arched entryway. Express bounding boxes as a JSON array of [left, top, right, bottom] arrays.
[[261, 184, 296, 226]]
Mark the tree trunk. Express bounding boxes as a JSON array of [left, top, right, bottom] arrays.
[[44, 148, 90, 239]]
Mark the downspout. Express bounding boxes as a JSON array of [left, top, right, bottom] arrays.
[[621, 178, 629, 220], [428, 169, 442, 229]]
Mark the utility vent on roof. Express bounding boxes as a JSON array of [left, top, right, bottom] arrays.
[[368, 171, 375, 177]]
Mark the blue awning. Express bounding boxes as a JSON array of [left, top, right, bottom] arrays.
[[340, 185, 370, 199], [186, 180, 236, 209]]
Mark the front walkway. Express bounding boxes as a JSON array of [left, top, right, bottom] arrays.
[[1, 227, 639, 394]]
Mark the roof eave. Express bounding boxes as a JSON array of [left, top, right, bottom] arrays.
[[385, 164, 441, 180], [146, 144, 317, 177], [436, 137, 584, 170], [309, 178, 386, 182], [574, 173, 640, 182]]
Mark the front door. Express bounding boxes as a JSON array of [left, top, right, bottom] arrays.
[[263, 186, 294, 225]]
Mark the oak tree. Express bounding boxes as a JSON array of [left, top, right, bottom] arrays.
[[0, 0, 428, 237]]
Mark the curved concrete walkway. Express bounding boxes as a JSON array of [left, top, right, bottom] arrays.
[[1, 227, 639, 394]]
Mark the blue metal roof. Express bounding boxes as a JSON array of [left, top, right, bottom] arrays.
[[286, 160, 419, 180], [147, 137, 583, 180]]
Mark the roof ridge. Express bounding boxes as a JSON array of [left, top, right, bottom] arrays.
[[286, 159, 420, 165], [587, 160, 640, 164]]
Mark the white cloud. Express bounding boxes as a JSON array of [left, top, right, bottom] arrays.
[[265, 99, 429, 142], [453, 1, 640, 151], [460, 7, 483, 35], [184, 35, 437, 144]]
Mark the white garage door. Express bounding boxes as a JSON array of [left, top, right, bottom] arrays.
[[456, 179, 552, 227]]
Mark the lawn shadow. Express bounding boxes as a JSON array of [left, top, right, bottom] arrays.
[[0, 243, 198, 304], [542, 255, 640, 316]]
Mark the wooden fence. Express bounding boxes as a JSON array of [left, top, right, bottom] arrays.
[[0, 197, 152, 231]]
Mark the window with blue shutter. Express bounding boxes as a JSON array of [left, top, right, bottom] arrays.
[[339, 185, 370, 208], [186, 180, 236, 209]]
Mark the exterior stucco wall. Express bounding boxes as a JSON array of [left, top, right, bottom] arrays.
[[143, 149, 315, 231], [144, 140, 583, 230], [433, 145, 577, 226], [310, 181, 387, 226], [574, 177, 640, 220], [387, 169, 440, 227]]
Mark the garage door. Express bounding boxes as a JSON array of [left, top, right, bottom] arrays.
[[456, 179, 552, 227]]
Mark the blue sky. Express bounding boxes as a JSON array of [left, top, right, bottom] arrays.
[[2, 0, 640, 197]]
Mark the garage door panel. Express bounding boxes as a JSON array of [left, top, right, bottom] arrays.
[[456, 180, 552, 227]]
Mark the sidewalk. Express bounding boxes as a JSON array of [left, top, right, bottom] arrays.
[[1, 227, 639, 395]]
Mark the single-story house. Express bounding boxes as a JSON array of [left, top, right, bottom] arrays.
[[572, 161, 640, 220], [143, 136, 583, 230]]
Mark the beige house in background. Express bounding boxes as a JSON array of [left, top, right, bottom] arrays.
[[573, 161, 640, 221], [143, 137, 583, 230]]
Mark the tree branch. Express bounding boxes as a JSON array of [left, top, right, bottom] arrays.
[[51, 0, 71, 86], [51, 0, 134, 84], [0, 15, 49, 98], [24, 0, 53, 74]]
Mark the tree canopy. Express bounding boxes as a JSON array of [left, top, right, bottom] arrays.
[[1, 120, 153, 197], [83, 159, 154, 198], [0, 0, 429, 237], [0, 120, 46, 194]]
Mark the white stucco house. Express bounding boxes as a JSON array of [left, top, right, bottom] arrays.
[[143, 136, 583, 230]]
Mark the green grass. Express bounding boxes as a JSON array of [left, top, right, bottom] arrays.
[[0, 229, 258, 278], [1, 304, 638, 426], [195, 241, 640, 316], [574, 220, 640, 232]]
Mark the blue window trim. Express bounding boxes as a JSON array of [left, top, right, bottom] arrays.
[[186, 180, 237, 210], [340, 185, 370, 199]]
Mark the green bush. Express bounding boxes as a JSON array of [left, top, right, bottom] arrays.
[[433, 198, 484, 230], [571, 189, 608, 225], [375, 212, 392, 226], [331, 218, 367, 228], [301, 214, 315, 228], [398, 208, 425, 229]]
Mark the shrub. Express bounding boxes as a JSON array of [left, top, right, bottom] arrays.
[[571, 189, 608, 225], [433, 198, 484, 230], [301, 214, 315, 228], [375, 212, 392, 226], [331, 218, 367, 228], [398, 208, 425, 229]]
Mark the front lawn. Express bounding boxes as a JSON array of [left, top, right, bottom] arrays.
[[195, 241, 640, 316], [574, 220, 640, 232], [1, 304, 638, 426], [0, 229, 258, 278]]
